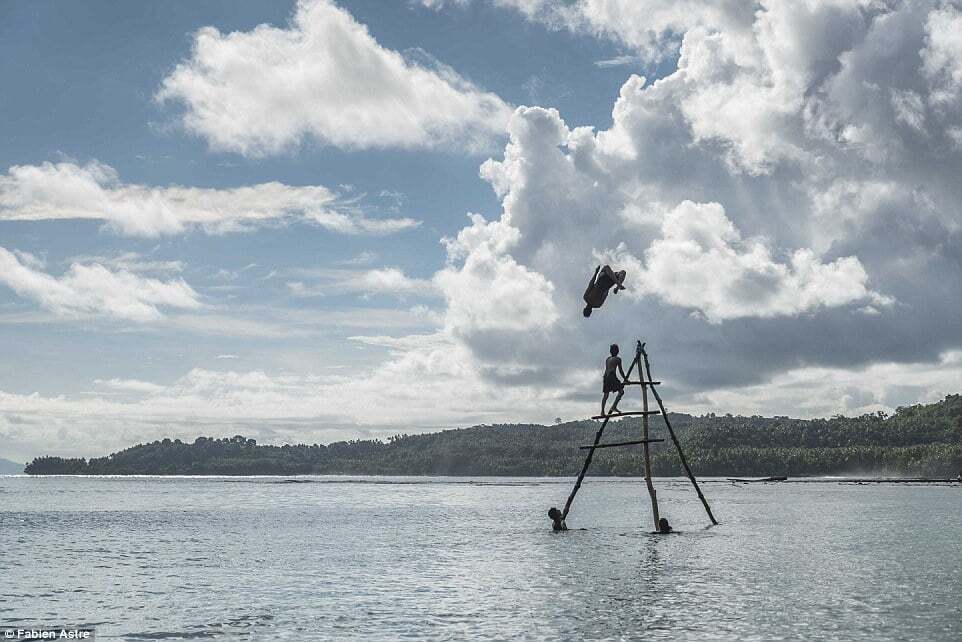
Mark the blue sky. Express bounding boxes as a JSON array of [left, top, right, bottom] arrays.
[[2, 0, 962, 462], [0, 0, 644, 393]]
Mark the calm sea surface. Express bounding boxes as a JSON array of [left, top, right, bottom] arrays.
[[2, 476, 961, 640]]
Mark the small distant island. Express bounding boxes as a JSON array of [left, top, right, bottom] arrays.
[[0, 457, 24, 474], [25, 395, 962, 477]]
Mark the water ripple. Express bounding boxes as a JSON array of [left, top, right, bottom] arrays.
[[2, 477, 960, 640]]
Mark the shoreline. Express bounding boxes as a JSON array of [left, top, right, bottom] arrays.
[[4, 473, 961, 484]]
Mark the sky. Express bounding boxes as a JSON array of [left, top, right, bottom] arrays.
[[2, 0, 962, 462]]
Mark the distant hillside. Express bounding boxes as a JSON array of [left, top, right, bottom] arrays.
[[0, 458, 24, 474], [25, 395, 962, 477]]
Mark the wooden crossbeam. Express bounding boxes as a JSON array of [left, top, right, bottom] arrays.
[[579, 438, 665, 450], [623, 380, 660, 386], [590, 410, 661, 420]]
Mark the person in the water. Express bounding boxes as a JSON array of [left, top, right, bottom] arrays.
[[602, 343, 627, 415], [548, 507, 567, 531], [582, 265, 626, 317], [658, 517, 672, 534]]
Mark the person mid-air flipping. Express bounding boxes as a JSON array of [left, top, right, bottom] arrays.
[[582, 265, 626, 317]]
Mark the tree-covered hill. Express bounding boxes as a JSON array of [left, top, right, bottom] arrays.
[[0, 457, 24, 474], [25, 395, 962, 476]]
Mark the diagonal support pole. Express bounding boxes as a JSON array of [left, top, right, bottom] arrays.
[[640, 344, 719, 526], [560, 353, 639, 522]]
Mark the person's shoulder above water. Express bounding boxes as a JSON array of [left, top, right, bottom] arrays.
[[548, 507, 567, 531]]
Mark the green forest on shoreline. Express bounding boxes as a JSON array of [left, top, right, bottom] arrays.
[[25, 394, 962, 477]]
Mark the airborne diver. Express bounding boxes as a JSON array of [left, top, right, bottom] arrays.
[[582, 265, 626, 317]]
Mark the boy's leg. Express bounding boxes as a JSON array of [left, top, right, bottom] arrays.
[[601, 391, 609, 415], [610, 390, 623, 414]]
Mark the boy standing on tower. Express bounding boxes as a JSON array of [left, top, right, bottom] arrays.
[[602, 343, 627, 415]]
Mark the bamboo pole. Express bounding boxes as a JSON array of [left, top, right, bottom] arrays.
[[560, 354, 638, 522], [640, 344, 719, 526], [561, 407, 612, 521], [638, 341, 660, 531], [622, 352, 640, 382]]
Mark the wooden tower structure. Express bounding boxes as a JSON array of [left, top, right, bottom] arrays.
[[560, 341, 718, 529]]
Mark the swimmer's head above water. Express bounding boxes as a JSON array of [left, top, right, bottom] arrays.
[[548, 507, 567, 531]]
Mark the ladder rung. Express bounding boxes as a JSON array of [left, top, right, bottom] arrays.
[[623, 381, 660, 386], [591, 411, 662, 419], [579, 438, 665, 450]]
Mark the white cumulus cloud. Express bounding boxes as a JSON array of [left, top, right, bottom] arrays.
[[611, 200, 891, 322], [94, 378, 167, 394], [922, 4, 962, 105], [435, 213, 559, 335], [157, 0, 513, 155], [286, 266, 437, 298], [404, 1, 962, 401], [0, 247, 202, 322], [0, 160, 419, 237]]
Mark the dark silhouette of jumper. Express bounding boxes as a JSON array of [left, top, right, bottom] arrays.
[[582, 265, 626, 317]]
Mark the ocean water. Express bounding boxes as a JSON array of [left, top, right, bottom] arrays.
[[2, 475, 961, 641]]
